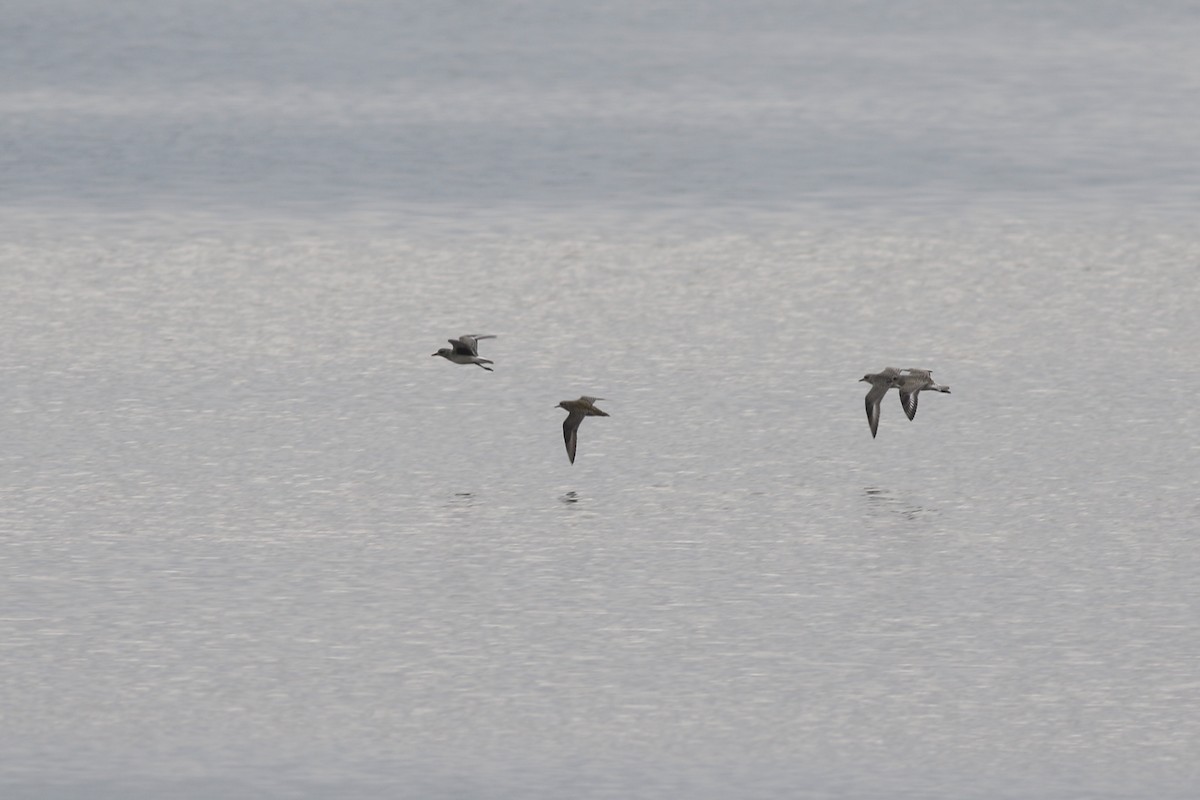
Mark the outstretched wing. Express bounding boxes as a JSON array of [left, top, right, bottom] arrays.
[[562, 411, 583, 463], [453, 334, 496, 356], [864, 389, 883, 438], [899, 388, 919, 421]]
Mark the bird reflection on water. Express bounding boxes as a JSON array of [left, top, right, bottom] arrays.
[[864, 486, 935, 521], [446, 491, 476, 509]]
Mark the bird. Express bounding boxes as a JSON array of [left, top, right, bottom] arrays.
[[896, 368, 950, 421], [432, 334, 497, 371], [860, 367, 903, 438], [556, 396, 608, 464]]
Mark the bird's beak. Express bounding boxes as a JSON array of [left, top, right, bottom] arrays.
[[859, 377, 868, 383]]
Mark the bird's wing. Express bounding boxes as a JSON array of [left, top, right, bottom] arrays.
[[865, 383, 890, 404], [562, 411, 584, 463], [899, 388, 919, 421], [864, 387, 886, 438], [458, 334, 496, 356]]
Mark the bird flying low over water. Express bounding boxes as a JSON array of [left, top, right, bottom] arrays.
[[432, 334, 497, 371], [860, 367, 902, 438], [896, 368, 950, 421], [557, 396, 608, 464]]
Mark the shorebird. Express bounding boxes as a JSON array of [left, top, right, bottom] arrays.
[[897, 368, 950, 421], [432, 334, 497, 371], [860, 367, 902, 438], [557, 396, 608, 464]]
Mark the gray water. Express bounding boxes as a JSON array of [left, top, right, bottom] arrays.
[[3, 2, 1199, 798]]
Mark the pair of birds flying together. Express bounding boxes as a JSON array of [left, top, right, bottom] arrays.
[[860, 367, 951, 438], [433, 333, 609, 464]]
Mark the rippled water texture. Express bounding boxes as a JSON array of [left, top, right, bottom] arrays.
[[2, 2, 1199, 798]]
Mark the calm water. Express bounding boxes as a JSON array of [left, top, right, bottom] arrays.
[[3, 2, 1199, 798]]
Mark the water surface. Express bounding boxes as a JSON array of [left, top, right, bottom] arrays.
[[3, 2, 1199, 798]]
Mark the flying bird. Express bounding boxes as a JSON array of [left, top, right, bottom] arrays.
[[557, 396, 609, 464], [432, 334, 497, 371], [860, 367, 902, 438], [896, 368, 950, 420]]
